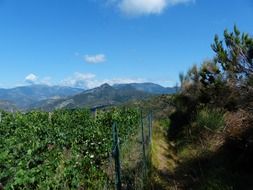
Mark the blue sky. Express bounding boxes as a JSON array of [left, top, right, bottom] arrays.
[[0, 0, 253, 89]]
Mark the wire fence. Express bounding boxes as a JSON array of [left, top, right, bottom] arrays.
[[105, 111, 153, 190]]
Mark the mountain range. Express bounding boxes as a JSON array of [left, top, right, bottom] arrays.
[[0, 100, 17, 112], [0, 83, 177, 111], [0, 85, 83, 109], [113, 82, 176, 94]]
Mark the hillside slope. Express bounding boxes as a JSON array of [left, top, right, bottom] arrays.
[[0, 100, 17, 112], [113, 82, 177, 94], [33, 83, 153, 111], [0, 85, 83, 109]]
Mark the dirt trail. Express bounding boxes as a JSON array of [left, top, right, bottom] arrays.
[[151, 121, 179, 190]]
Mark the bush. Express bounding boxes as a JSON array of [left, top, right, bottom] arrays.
[[196, 108, 225, 131]]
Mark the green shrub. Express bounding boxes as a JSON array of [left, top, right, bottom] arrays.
[[196, 108, 224, 131], [158, 118, 171, 130]]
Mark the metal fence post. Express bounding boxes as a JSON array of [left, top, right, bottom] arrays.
[[149, 112, 153, 144], [141, 111, 147, 181], [112, 122, 121, 190], [48, 112, 52, 124]]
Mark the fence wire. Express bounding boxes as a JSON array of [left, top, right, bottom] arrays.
[[105, 111, 153, 190]]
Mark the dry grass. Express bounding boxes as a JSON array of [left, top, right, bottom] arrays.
[[151, 121, 179, 190], [224, 109, 252, 138]]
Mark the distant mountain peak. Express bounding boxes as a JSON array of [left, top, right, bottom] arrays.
[[34, 82, 154, 111], [0, 82, 177, 111], [100, 83, 111, 88]]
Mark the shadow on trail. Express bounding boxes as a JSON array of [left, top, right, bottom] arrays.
[[163, 127, 253, 190]]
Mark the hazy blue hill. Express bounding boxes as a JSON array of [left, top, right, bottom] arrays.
[[0, 100, 17, 112], [113, 82, 177, 94], [0, 85, 83, 109], [34, 83, 153, 111], [0, 83, 176, 111]]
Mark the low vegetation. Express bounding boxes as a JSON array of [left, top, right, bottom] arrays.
[[164, 26, 253, 189], [0, 108, 140, 189]]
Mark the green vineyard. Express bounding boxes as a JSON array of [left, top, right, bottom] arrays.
[[0, 108, 141, 189]]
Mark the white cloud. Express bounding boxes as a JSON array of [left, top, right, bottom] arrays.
[[86, 77, 147, 89], [116, 0, 195, 16], [119, 0, 166, 15], [24, 74, 54, 85], [61, 72, 146, 89], [102, 78, 146, 86], [84, 78, 146, 89], [25, 73, 38, 84], [40, 77, 52, 86], [61, 73, 96, 89], [84, 54, 106, 64], [22, 72, 172, 89]]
